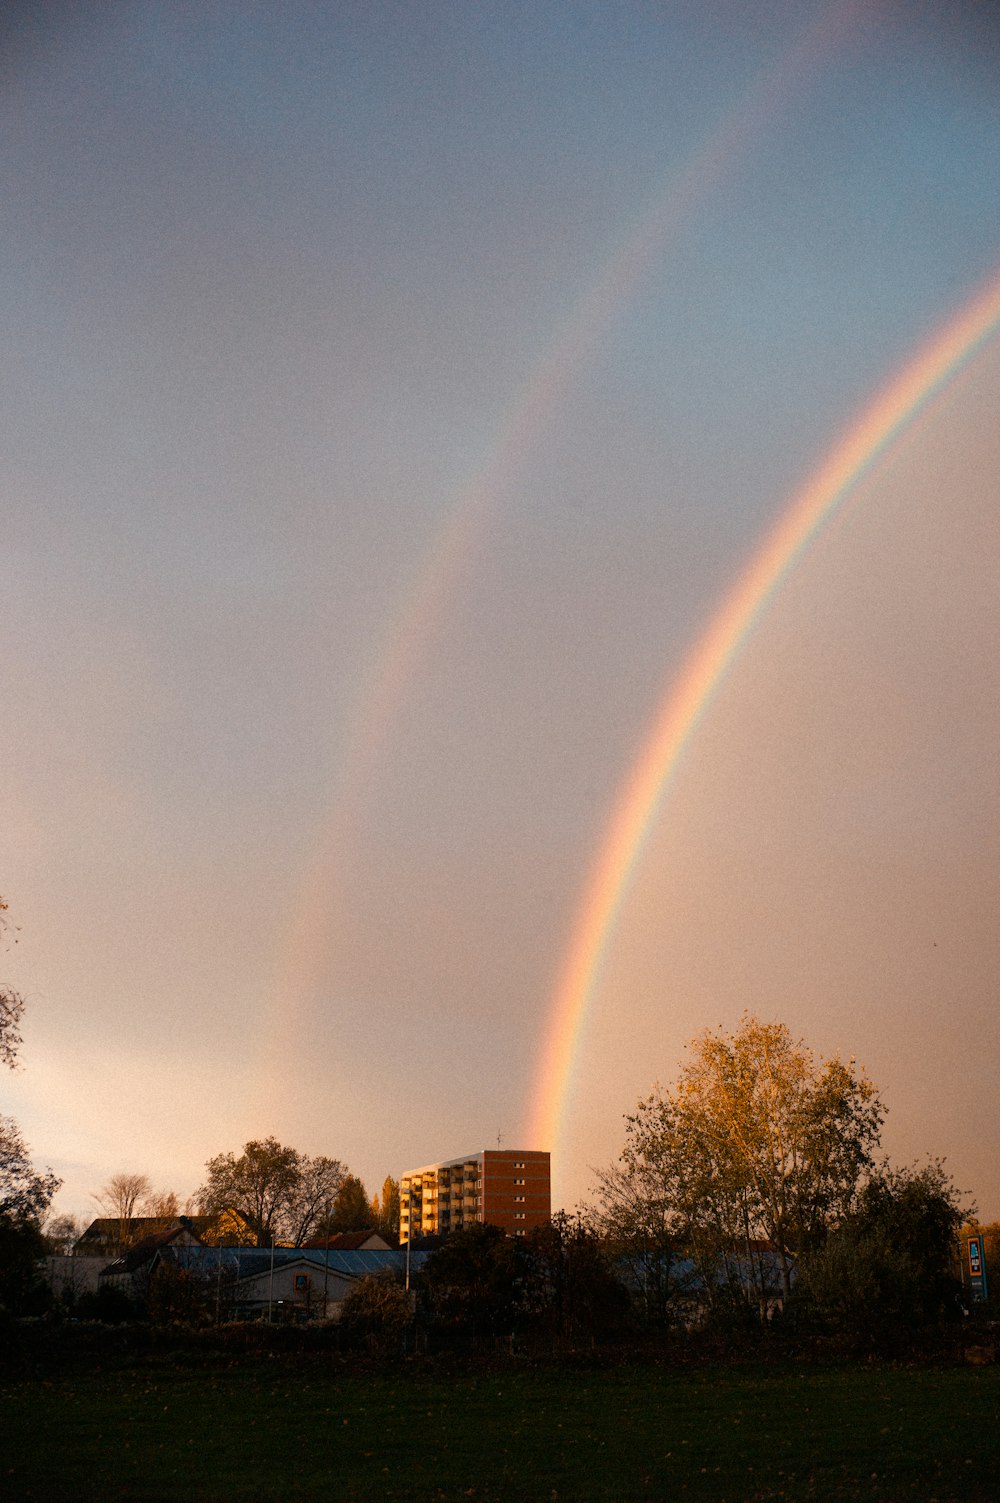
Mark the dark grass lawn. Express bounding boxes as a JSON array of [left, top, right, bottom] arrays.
[[4, 1354, 999, 1502]]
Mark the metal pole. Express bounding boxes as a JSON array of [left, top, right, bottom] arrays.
[[268, 1237, 275, 1323], [322, 1202, 330, 1318]]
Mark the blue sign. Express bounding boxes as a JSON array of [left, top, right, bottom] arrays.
[[967, 1236, 988, 1302]]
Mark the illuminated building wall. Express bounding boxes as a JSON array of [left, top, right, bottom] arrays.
[[400, 1149, 550, 1243]]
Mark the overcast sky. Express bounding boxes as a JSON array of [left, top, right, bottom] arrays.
[[2, 1, 998, 1223]]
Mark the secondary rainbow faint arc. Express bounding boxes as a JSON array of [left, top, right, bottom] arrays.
[[528, 265, 1000, 1157], [269, 2, 864, 1047]]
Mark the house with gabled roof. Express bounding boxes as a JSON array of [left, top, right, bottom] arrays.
[[74, 1206, 255, 1256], [124, 1245, 429, 1322], [100, 1220, 207, 1299], [301, 1229, 392, 1251]]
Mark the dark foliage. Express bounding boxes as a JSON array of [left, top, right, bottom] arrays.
[[419, 1222, 525, 1345], [0, 1215, 50, 1315], [198, 1138, 347, 1246], [795, 1160, 970, 1350], [320, 1173, 373, 1235], [337, 1270, 411, 1354], [145, 1259, 215, 1326], [521, 1211, 630, 1344], [72, 1284, 143, 1323]]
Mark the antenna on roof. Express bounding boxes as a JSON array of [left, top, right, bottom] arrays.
[[497, 1130, 502, 1150]]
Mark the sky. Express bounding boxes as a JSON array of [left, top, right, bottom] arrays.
[[2, 1, 999, 1225]]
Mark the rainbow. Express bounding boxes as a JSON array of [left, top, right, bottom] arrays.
[[528, 264, 1000, 1158], [268, 4, 861, 1050]]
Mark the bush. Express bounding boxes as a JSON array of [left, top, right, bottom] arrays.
[[73, 1285, 142, 1324], [419, 1224, 525, 1347], [337, 1271, 411, 1354], [0, 1216, 51, 1316], [522, 1212, 630, 1345], [795, 1161, 969, 1351], [145, 1260, 215, 1326]]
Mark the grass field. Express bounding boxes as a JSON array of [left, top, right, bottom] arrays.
[[4, 1351, 999, 1501]]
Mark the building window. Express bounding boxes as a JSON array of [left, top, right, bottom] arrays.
[[514, 1161, 525, 1168], [514, 1195, 525, 1202], [514, 1212, 525, 1220], [514, 1178, 525, 1185]]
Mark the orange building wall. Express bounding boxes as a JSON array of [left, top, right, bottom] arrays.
[[400, 1149, 550, 1242], [481, 1149, 550, 1236]]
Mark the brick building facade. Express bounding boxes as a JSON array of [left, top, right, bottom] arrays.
[[400, 1149, 550, 1242]]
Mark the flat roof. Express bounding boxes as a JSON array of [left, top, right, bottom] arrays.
[[401, 1152, 484, 1178], [401, 1149, 549, 1178]]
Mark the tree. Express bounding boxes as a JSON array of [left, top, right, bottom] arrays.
[[373, 1175, 401, 1245], [145, 1258, 214, 1326], [324, 1174, 373, 1234], [44, 1212, 82, 1255], [0, 897, 61, 1309], [522, 1211, 629, 1344], [94, 1173, 153, 1245], [796, 1160, 970, 1348], [600, 1016, 884, 1304], [338, 1270, 411, 1353], [0, 1116, 59, 1316], [592, 1157, 693, 1327], [199, 1138, 300, 1245], [0, 1214, 49, 1315], [144, 1189, 180, 1221], [1, 900, 60, 1226], [420, 1223, 526, 1346], [285, 1155, 346, 1247], [0, 987, 23, 1072], [198, 1138, 348, 1246], [0, 1116, 60, 1225], [0, 898, 24, 1070]]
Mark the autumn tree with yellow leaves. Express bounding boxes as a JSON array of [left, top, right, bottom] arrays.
[[597, 1016, 884, 1305]]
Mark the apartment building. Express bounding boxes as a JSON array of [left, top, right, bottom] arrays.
[[400, 1149, 550, 1243]]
